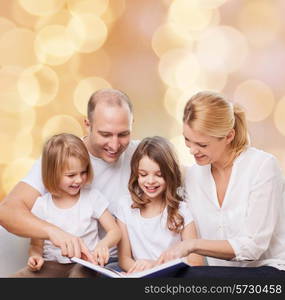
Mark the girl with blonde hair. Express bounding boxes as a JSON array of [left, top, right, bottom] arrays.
[[11, 133, 121, 278]]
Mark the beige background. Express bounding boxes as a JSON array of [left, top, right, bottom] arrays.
[[0, 0, 285, 200]]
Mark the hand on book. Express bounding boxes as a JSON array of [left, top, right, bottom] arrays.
[[47, 226, 95, 263], [92, 243, 110, 266], [127, 259, 157, 274], [157, 240, 192, 264]]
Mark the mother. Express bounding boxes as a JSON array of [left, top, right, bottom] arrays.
[[158, 91, 285, 279]]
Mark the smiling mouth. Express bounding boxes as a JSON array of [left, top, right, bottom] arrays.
[[70, 185, 80, 189], [104, 149, 119, 156], [144, 186, 160, 192], [195, 155, 205, 159]]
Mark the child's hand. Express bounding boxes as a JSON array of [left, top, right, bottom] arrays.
[[92, 243, 109, 266], [127, 259, 156, 274], [27, 256, 44, 271]]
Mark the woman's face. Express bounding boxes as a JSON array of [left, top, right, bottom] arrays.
[[183, 123, 233, 166]]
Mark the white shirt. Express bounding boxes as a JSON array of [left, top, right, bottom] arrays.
[[115, 194, 194, 260], [31, 187, 108, 263], [184, 147, 285, 270]]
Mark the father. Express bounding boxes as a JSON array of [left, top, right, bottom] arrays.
[[0, 88, 138, 261]]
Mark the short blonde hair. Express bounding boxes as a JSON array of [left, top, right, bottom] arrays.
[[183, 91, 249, 163], [42, 133, 93, 195]]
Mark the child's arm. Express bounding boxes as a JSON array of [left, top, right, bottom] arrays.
[[27, 238, 44, 271], [117, 219, 157, 273], [94, 210, 121, 266], [117, 219, 136, 272], [181, 221, 205, 266]]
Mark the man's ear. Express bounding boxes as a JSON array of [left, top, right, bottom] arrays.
[[226, 128, 235, 144], [84, 118, 91, 133]]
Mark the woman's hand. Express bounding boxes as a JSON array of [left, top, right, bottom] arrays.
[[157, 240, 193, 264], [127, 259, 157, 274], [27, 255, 44, 271]]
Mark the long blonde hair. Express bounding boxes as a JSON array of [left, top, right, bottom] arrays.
[[183, 91, 249, 164]]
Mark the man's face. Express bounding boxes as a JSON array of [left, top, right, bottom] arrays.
[[85, 103, 132, 163]]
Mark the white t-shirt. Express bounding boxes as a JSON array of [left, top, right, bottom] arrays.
[[184, 147, 285, 270], [115, 194, 194, 260], [31, 187, 108, 264]]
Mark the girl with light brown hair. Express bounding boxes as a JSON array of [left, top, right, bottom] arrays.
[[116, 136, 204, 275], [158, 91, 285, 279]]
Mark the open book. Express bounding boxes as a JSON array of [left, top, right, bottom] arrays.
[[71, 256, 189, 278]]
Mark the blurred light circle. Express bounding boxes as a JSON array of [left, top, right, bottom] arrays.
[[102, 0, 126, 25], [69, 49, 111, 79], [168, 0, 213, 31], [237, 0, 281, 48], [11, 0, 39, 28], [13, 131, 34, 160], [158, 48, 200, 88], [18, 65, 59, 107], [35, 10, 71, 30], [0, 17, 16, 37], [233, 80, 275, 122], [0, 131, 33, 164], [196, 69, 228, 92], [42, 115, 84, 142], [73, 77, 112, 116], [274, 96, 285, 136], [0, 109, 36, 138], [1, 157, 35, 194], [164, 87, 201, 124], [196, 26, 248, 73], [175, 55, 201, 89], [0, 28, 37, 67], [151, 23, 194, 57], [34, 25, 76, 66], [0, 66, 31, 113], [67, 13, 108, 53], [164, 87, 182, 120], [67, 0, 109, 16], [195, 0, 227, 9], [170, 135, 196, 167], [18, 0, 65, 16]]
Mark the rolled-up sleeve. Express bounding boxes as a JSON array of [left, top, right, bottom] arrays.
[[229, 156, 284, 261]]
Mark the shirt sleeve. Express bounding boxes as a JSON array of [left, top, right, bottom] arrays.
[[31, 196, 45, 220], [21, 158, 46, 195], [179, 201, 194, 226], [228, 156, 284, 261], [89, 189, 109, 219], [114, 200, 128, 224]]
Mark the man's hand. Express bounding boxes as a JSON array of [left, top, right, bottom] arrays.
[[46, 226, 95, 263]]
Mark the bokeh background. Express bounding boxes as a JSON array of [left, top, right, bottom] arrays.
[[0, 0, 285, 200]]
